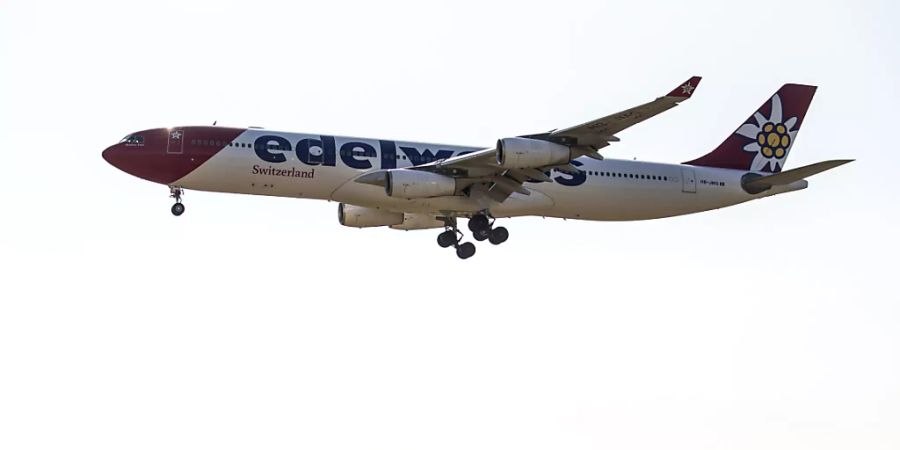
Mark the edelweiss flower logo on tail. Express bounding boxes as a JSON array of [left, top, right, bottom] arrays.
[[735, 94, 798, 172], [682, 83, 816, 173]]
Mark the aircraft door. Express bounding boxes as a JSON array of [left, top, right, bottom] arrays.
[[167, 128, 185, 154], [681, 167, 697, 193]]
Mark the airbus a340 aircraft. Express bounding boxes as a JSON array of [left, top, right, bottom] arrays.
[[103, 77, 851, 259]]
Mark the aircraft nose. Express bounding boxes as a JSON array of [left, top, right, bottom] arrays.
[[103, 127, 242, 185], [102, 145, 121, 168]]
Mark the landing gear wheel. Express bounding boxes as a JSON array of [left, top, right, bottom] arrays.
[[456, 242, 476, 259], [169, 186, 185, 216], [468, 214, 490, 233], [473, 229, 490, 241], [437, 230, 457, 248], [488, 226, 508, 245]]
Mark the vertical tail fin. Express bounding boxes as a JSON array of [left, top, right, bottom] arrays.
[[685, 84, 817, 173]]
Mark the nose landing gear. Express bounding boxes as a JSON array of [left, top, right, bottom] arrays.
[[169, 186, 185, 216]]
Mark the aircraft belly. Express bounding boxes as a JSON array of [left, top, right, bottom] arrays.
[[331, 179, 555, 216]]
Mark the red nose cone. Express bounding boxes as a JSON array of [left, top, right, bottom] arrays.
[[102, 127, 246, 185], [101, 141, 177, 184], [102, 145, 123, 169]]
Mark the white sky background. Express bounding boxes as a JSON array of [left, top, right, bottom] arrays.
[[1, 0, 898, 449]]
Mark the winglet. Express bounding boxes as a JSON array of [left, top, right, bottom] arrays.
[[666, 76, 702, 98]]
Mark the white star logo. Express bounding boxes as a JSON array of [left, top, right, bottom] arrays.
[[681, 83, 695, 95], [170, 130, 183, 140]]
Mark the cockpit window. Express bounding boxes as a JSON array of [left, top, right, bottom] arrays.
[[120, 134, 144, 144]]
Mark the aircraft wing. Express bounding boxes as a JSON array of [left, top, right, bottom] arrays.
[[547, 76, 702, 148], [356, 144, 584, 203], [428, 75, 703, 172], [356, 77, 702, 203]]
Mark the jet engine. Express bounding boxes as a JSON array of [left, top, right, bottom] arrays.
[[338, 203, 404, 228], [385, 169, 457, 198], [496, 137, 571, 169]]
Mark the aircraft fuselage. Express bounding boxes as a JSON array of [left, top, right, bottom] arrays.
[[102, 126, 806, 222]]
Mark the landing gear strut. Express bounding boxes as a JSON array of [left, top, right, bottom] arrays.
[[436, 218, 476, 259], [169, 186, 185, 216]]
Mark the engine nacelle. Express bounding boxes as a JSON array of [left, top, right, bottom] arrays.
[[385, 169, 457, 198], [338, 203, 404, 228], [496, 137, 571, 169]]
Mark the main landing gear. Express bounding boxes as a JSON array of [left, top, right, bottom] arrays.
[[436, 212, 509, 259], [437, 221, 476, 260], [169, 186, 185, 216], [468, 213, 509, 246]]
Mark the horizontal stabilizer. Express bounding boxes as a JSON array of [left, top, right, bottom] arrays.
[[742, 159, 853, 192]]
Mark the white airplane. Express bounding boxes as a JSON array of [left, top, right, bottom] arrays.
[[103, 77, 851, 259]]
